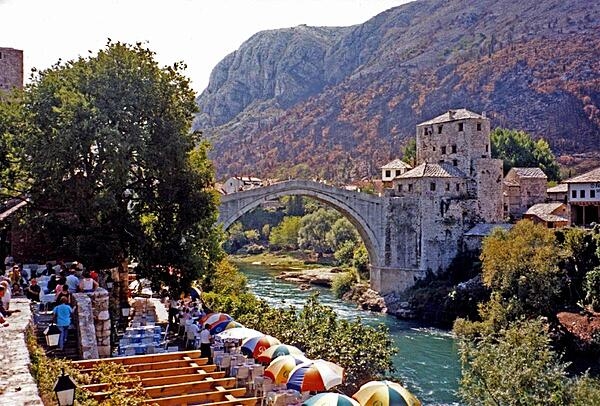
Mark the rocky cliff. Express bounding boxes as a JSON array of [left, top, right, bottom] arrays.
[[195, 0, 600, 181]]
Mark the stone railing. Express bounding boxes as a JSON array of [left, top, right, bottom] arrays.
[[73, 288, 111, 359], [0, 298, 43, 405]]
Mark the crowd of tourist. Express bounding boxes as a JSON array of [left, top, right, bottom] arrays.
[[0, 254, 102, 336]]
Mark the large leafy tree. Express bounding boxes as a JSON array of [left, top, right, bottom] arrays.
[[19, 41, 222, 293], [491, 128, 560, 181]]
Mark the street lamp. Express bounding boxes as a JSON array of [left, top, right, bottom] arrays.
[[43, 324, 61, 347], [121, 302, 131, 318], [53, 369, 76, 406]]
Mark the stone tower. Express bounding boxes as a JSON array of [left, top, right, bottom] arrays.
[[0, 47, 24, 91], [415, 109, 503, 222]]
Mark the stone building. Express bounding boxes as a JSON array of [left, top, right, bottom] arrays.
[[523, 202, 568, 228], [503, 167, 548, 220], [386, 108, 505, 274], [547, 183, 568, 203], [0, 47, 23, 91], [381, 159, 412, 185]]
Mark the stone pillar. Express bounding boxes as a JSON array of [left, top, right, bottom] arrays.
[[73, 293, 99, 360], [89, 288, 111, 358]]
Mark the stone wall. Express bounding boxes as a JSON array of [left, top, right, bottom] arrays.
[[0, 47, 23, 91], [0, 298, 43, 405], [73, 293, 99, 360]]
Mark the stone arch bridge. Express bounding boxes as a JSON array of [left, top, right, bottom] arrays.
[[218, 180, 425, 295]]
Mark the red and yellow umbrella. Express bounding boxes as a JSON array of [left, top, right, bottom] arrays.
[[352, 380, 421, 406], [241, 335, 281, 358], [264, 354, 310, 384]]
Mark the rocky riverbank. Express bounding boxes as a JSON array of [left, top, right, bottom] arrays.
[[274, 267, 342, 289]]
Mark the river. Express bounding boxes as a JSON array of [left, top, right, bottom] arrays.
[[236, 261, 461, 405]]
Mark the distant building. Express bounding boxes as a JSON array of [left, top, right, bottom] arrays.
[[381, 159, 412, 184], [564, 167, 600, 226], [223, 176, 263, 194], [503, 167, 548, 219], [547, 183, 568, 203], [523, 202, 568, 228], [463, 223, 513, 251], [0, 47, 23, 91]]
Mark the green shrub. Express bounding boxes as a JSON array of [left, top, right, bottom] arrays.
[[332, 270, 357, 298], [585, 268, 600, 311]]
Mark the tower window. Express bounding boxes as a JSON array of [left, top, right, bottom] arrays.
[[452, 145, 457, 153], [458, 122, 464, 131], [395, 170, 401, 177], [456, 183, 460, 191], [477, 122, 482, 131], [385, 170, 391, 178], [441, 146, 446, 155], [580, 190, 586, 198], [433, 146, 436, 152], [430, 182, 436, 191], [453, 159, 458, 166], [438, 125, 443, 134], [572, 190, 577, 198], [408, 184, 413, 192], [485, 144, 489, 152], [398, 184, 403, 192], [445, 183, 450, 191]]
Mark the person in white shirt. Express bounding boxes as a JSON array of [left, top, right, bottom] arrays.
[[186, 321, 200, 350], [199, 323, 212, 362]]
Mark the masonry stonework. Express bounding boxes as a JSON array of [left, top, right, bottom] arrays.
[[0, 47, 24, 91], [219, 109, 506, 295]]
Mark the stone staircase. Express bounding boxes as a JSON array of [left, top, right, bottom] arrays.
[[33, 307, 80, 360]]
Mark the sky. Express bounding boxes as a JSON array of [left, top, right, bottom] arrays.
[[0, 0, 409, 93]]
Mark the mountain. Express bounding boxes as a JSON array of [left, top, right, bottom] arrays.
[[195, 0, 600, 181]]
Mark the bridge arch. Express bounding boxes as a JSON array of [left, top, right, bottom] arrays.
[[218, 181, 384, 268]]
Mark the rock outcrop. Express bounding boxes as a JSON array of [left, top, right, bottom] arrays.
[[196, 0, 600, 181]]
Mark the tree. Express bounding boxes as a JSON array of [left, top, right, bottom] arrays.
[[458, 319, 568, 405], [480, 220, 563, 321], [0, 90, 28, 198], [491, 128, 560, 181], [19, 41, 222, 294], [326, 217, 359, 251], [269, 216, 301, 249], [298, 208, 339, 254], [401, 138, 416, 167]]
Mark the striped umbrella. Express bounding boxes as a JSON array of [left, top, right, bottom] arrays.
[[216, 327, 264, 341], [287, 359, 344, 392], [241, 335, 281, 358], [256, 344, 304, 364], [210, 320, 243, 335], [352, 380, 421, 406], [200, 312, 232, 327], [303, 393, 360, 406], [265, 354, 310, 384]]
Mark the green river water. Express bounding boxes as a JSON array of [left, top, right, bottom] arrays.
[[236, 261, 461, 405]]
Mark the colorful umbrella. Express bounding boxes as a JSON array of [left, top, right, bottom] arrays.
[[265, 354, 310, 384], [200, 312, 232, 327], [210, 320, 243, 334], [216, 327, 264, 341], [287, 359, 344, 392], [352, 380, 421, 406], [303, 393, 360, 406], [189, 286, 202, 300], [256, 344, 305, 364], [241, 335, 281, 358]]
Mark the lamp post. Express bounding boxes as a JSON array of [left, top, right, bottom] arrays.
[[43, 324, 61, 347], [121, 303, 131, 318], [53, 369, 76, 406]]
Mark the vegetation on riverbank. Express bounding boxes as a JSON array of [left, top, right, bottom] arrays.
[[454, 221, 600, 404]]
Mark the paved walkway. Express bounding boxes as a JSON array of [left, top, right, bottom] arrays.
[[0, 298, 43, 405]]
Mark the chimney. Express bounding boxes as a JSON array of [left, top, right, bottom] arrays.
[[482, 111, 486, 118], [448, 110, 455, 120]]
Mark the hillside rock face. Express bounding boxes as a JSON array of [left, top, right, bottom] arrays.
[[195, 0, 600, 180]]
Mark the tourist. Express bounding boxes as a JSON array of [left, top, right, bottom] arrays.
[[52, 296, 73, 350], [199, 323, 212, 362], [65, 266, 80, 292], [186, 320, 200, 350], [167, 296, 180, 327], [0, 279, 11, 311], [79, 270, 98, 293], [4, 254, 14, 271], [55, 284, 73, 307], [24, 278, 41, 302], [89, 268, 99, 282], [47, 272, 58, 294], [42, 262, 54, 276]]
